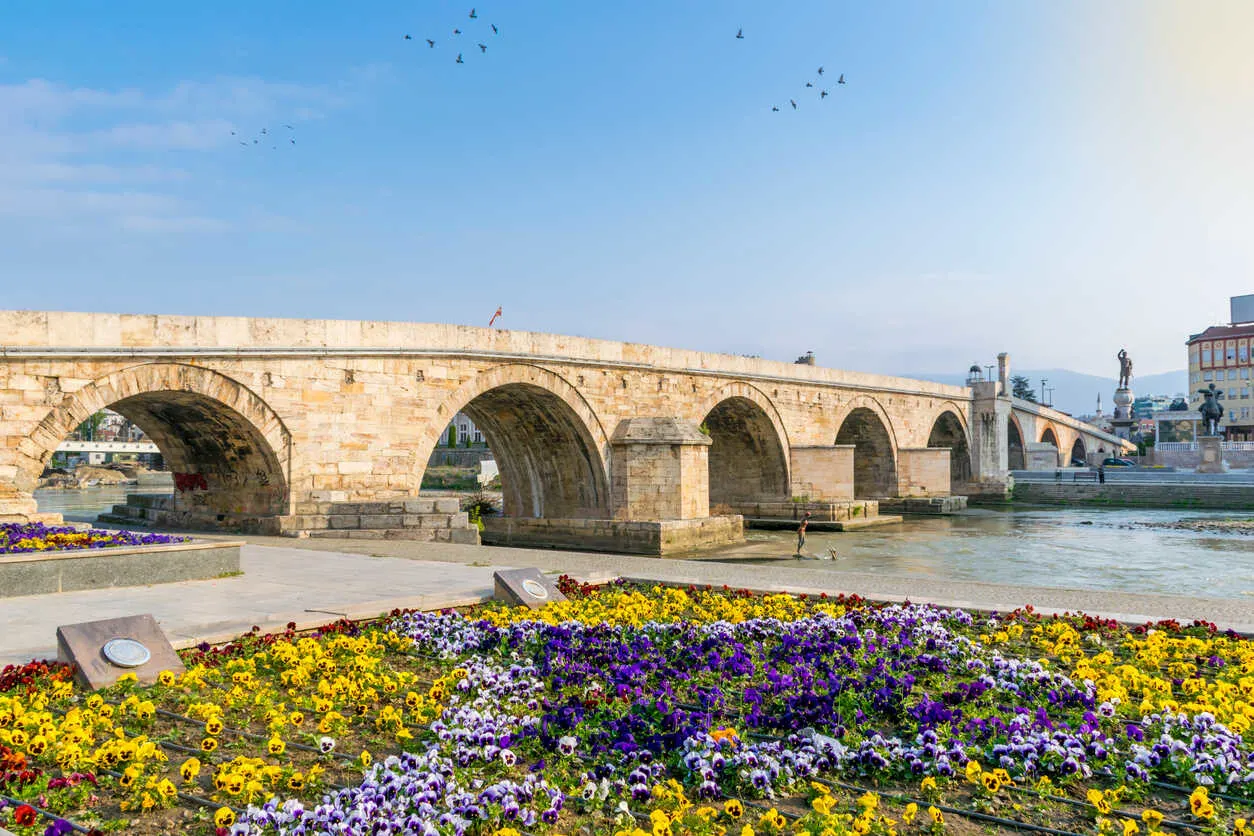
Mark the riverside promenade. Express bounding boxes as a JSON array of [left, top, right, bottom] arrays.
[[5, 536, 1254, 668]]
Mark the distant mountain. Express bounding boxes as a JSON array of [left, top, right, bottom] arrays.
[[905, 368, 1189, 416]]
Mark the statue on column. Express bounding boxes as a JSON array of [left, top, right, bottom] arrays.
[[1117, 349, 1133, 389]]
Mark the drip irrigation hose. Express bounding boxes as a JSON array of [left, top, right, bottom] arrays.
[[1003, 783, 1203, 832], [1149, 779, 1254, 806], [816, 777, 1089, 836], [99, 767, 243, 817], [0, 793, 90, 833]]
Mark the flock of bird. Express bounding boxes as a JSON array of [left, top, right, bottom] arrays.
[[231, 124, 297, 150], [736, 27, 846, 113], [405, 7, 499, 66]]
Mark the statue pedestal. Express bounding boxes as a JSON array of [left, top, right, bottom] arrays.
[[1111, 387, 1135, 440], [1198, 436, 1225, 474]]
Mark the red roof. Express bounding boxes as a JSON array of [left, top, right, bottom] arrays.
[[1187, 324, 1254, 344]]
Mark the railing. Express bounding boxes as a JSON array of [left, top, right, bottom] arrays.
[[1155, 441, 1254, 452]]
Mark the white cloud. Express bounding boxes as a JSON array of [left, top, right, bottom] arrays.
[[0, 74, 348, 234]]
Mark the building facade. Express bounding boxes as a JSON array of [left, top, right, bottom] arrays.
[[1187, 323, 1254, 439]]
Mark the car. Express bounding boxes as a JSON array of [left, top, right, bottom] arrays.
[[1070, 458, 1087, 468], [1101, 457, 1135, 467]]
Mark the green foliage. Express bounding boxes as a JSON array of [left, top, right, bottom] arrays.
[[1010, 375, 1036, 402], [75, 411, 108, 441], [697, 422, 710, 436]]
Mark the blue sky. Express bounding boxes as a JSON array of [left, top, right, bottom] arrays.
[[3, 1, 1253, 377]]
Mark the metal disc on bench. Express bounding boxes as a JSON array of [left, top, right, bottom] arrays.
[[101, 637, 152, 668], [493, 568, 567, 609], [57, 613, 185, 690]]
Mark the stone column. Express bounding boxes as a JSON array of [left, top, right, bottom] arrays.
[[896, 448, 951, 497], [789, 446, 855, 501], [609, 418, 711, 520], [968, 378, 1012, 497]]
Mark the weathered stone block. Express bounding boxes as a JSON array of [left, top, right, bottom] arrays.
[[360, 514, 403, 529]]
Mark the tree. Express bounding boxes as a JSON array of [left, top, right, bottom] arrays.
[[74, 411, 107, 441], [1010, 375, 1036, 402]]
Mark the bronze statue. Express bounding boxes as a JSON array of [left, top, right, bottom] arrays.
[[1199, 383, 1225, 436], [1117, 349, 1133, 389]]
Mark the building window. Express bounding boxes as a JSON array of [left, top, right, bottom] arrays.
[[1202, 348, 1212, 365], [1241, 344, 1249, 363], [1191, 347, 1200, 365], [1230, 346, 1239, 363], [473, 429, 483, 443], [1244, 368, 1251, 380], [1204, 371, 1213, 382], [1244, 407, 1251, 420]]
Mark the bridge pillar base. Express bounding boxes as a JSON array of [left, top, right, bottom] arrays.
[[481, 515, 743, 556], [896, 448, 951, 497], [0, 488, 62, 525], [789, 446, 855, 501]]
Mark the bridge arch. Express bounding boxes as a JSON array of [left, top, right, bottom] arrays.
[[428, 364, 610, 519], [698, 382, 790, 509], [834, 395, 899, 499], [1007, 413, 1026, 470], [926, 406, 972, 494], [1070, 435, 1087, 465], [21, 363, 291, 530]]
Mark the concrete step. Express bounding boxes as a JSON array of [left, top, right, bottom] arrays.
[[307, 527, 480, 544]]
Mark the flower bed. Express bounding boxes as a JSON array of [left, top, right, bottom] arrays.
[[0, 523, 189, 554], [0, 582, 1252, 835]]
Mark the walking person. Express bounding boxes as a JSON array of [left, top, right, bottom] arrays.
[[796, 511, 811, 556], [1098, 464, 1106, 484]]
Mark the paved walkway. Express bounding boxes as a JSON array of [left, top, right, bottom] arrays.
[[0, 545, 504, 667], [241, 534, 1254, 634], [8, 534, 1254, 668]]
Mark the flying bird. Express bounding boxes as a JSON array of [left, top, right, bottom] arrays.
[[427, 38, 436, 47], [456, 53, 464, 63], [230, 130, 236, 135], [284, 124, 293, 130], [820, 89, 828, 98], [453, 28, 461, 35], [239, 141, 247, 146], [790, 99, 797, 110], [261, 128, 267, 134], [478, 42, 487, 52], [837, 74, 845, 84], [491, 23, 498, 34], [290, 139, 295, 144], [404, 34, 412, 40], [805, 82, 813, 88], [771, 105, 779, 112], [736, 28, 744, 39], [817, 66, 824, 76], [469, 8, 477, 18]]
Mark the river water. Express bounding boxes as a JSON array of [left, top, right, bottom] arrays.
[[34, 486, 170, 524], [33, 489, 1254, 600], [713, 507, 1254, 600]]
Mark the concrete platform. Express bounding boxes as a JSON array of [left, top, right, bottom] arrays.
[[0, 544, 503, 668], [746, 515, 903, 532]]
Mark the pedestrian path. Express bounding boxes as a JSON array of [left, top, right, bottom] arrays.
[[0, 545, 504, 667]]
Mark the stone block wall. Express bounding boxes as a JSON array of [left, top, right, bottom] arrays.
[[481, 515, 743, 556], [789, 446, 854, 501], [896, 448, 951, 497]]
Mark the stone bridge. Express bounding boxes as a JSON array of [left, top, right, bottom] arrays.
[[0, 312, 1129, 552]]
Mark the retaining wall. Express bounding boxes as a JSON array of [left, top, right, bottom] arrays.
[[0, 540, 241, 597], [1008, 482, 1254, 510]]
